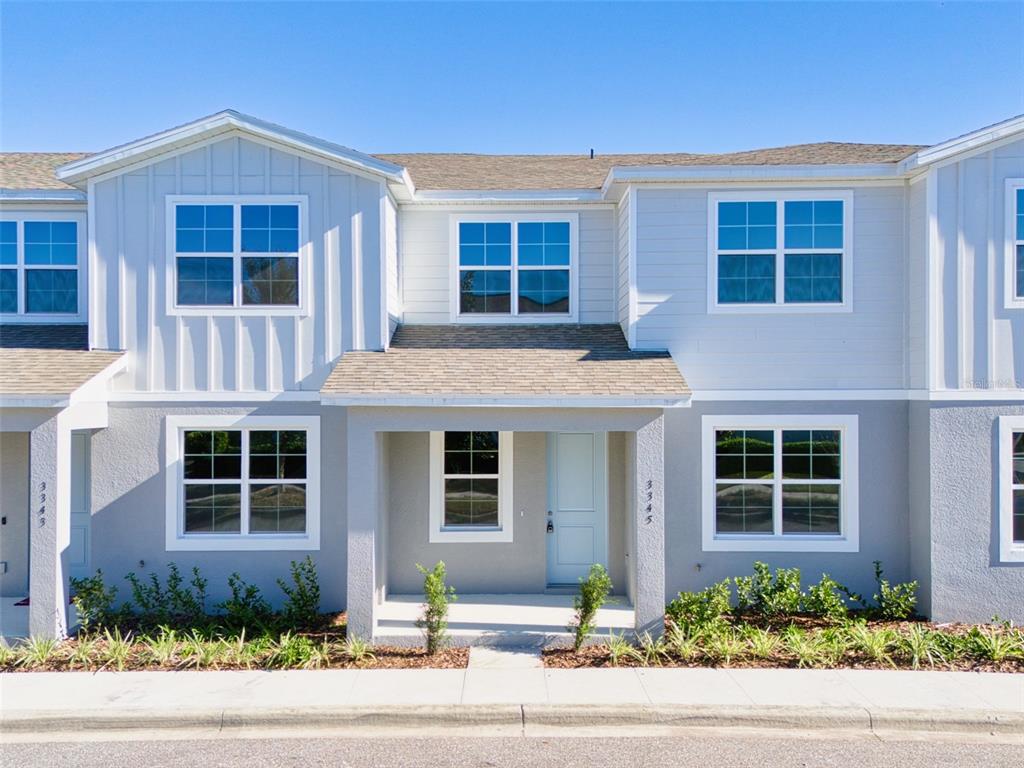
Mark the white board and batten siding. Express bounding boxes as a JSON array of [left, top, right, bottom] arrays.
[[90, 135, 387, 394], [631, 186, 908, 390], [400, 207, 618, 325], [925, 137, 1024, 392]]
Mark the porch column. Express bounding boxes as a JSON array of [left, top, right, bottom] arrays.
[[633, 414, 665, 638], [28, 415, 71, 639], [345, 414, 381, 640]]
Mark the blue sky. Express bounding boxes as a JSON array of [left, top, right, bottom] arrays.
[[2, 1, 1022, 154]]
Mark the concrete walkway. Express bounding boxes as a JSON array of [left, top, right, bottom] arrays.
[[2, 667, 1021, 737]]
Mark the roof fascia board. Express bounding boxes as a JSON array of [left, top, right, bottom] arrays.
[[0, 190, 87, 202], [320, 394, 692, 408], [605, 163, 901, 186], [411, 188, 605, 203], [898, 114, 1024, 174], [56, 111, 408, 187], [68, 353, 130, 405], [900, 127, 1024, 176], [399, 201, 616, 212], [0, 395, 70, 408]]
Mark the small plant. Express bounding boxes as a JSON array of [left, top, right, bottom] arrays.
[[871, 561, 918, 620], [68, 635, 100, 670], [742, 625, 781, 659], [606, 632, 642, 666], [343, 636, 376, 665], [265, 631, 316, 669], [140, 627, 180, 667], [99, 627, 134, 672], [415, 561, 456, 655], [899, 624, 945, 669], [782, 626, 827, 668], [218, 572, 272, 629], [70, 570, 118, 633], [637, 631, 669, 666], [803, 575, 849, 622], [847, 621, 896, 667], [569, 563, 613, 652], [734, 562, 802, 618], [125, 563, 208, 627], [277, 556, 322, 629], [965, 625, 1022, 663], [16, 636, 61, 669], [0, 643, 17, 667], [665, 621, 702, 662], [666, 580, 731, 632], [705, 627, 745, 665]]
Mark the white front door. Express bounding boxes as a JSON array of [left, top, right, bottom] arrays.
[[546, 432, 607, 586]]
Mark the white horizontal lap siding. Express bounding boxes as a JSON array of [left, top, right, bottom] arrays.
[[399, 206, 617, 325], [929, 137, 1024, 392], [907, 179, 927, 390], [98, 135, 382, 393], [633, 186, 907, 390]]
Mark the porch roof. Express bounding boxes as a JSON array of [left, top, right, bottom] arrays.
[[0, 324, 125, 396], [321, 324, 690, 406]]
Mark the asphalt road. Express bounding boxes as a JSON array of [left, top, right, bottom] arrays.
[[3, 732, 1022, 768]]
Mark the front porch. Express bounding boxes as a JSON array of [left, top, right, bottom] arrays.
[[342, 406, 669, 646], [374, 593, 635, 648]]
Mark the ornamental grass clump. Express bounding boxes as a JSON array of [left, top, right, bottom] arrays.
[[416, 561, 457, 655], [569, 563, 613, 652]]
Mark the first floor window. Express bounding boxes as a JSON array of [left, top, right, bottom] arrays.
[[170, 198, 303, 311], [0, 219, 81, 316], [702, 415, 858, 552], [429, 431, 513, 542], [998, 416, 1024, 562], [166, 416, 320, 551]]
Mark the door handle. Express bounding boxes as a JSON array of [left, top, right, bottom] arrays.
[[546, 521, 554, 534]]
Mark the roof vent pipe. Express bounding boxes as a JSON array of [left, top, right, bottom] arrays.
[[589, 148, 594, 159]]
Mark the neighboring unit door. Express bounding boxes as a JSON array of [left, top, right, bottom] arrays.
[[0, 433, 30, 597], [546, 432, 608, 586], [68, 432, 91, 581]]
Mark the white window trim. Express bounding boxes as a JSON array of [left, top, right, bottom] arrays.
[[0, 210, 87, 323], [428, 431, 514, 543], [997, 415, 1024, 563], [1005, 179, 1024, 310], [448, 212, 579, 324], [707, 190, 854, 314], [164, 415, 320, 551], [701, 414, 860, 552], [165, 195, 311, 317]]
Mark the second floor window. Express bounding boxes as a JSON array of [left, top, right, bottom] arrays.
[[172, 200, 302, 309], [0, 219, 80, 316], [711, 193, 851, 312], [454, 217, 575, 320]]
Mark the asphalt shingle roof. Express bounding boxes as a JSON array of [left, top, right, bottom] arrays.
[[1, 142, 923, 193], [321, 324, 689, 402], [0, 325, 124, 396]]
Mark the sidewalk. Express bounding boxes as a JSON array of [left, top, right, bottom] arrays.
[[2, 667, 1022, 737]]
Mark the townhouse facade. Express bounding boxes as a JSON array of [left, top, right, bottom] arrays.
[[0, 111, 1021, 640]]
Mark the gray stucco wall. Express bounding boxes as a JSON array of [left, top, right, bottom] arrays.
[[88, 404, 348, 612], [926, 403, 1024, 623], [385, 431, 627, 595], [663, 400, 912, 605], [0, 432, 29, 596]]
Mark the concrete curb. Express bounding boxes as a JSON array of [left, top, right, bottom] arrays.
[[3, 704, 1022, 737]]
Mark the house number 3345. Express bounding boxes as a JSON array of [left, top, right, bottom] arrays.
[[36, 480, 47, 528]]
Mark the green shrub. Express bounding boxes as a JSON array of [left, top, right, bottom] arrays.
[[415, 561, 456, 655], [125, 563, 208, 627], [70, 570, 119, 633], [276, 556, 321, 629], [666, 580, 731, 631], [871, 561, 918, 620], [803, 575, 849, 622], [569, 563, 613, 652], [734, 561, 802, 617], [218, 572, 272, 629]]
